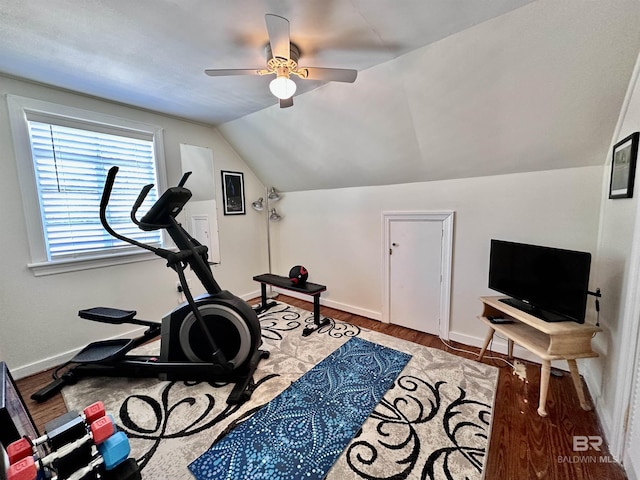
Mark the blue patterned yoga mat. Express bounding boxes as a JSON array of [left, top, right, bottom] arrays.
[[189, 337, 411, 480]]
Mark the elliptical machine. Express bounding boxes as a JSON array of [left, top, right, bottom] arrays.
[[33, 166, 268, 404]]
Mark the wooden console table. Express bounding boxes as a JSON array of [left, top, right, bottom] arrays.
[[477, 296, 601, 417]]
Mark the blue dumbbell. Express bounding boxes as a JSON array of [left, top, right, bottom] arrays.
[[53, 431, 131, 480], [97, 431, 131, 470]]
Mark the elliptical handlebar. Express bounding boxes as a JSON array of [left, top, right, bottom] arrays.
[[130, 184, 156, 227], [177, 171, 192, 188], [99, 167, 158, 255], [100, 166, 119, 211]]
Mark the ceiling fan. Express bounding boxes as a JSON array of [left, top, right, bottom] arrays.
[[204, 14, 358, 108]]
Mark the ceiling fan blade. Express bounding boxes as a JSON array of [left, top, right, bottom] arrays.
[[300, 67, 358, 83], [205, 69, 262, 77], [265, 14, 290, 60], [280, 97, 294, 108]]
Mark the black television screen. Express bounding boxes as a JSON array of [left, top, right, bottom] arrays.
[[488, 240, 592, 323]]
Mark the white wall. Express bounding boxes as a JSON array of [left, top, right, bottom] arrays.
[[590, 50, 640, 467], [270, 166, 602, 343], [0, 75, 268, 377]]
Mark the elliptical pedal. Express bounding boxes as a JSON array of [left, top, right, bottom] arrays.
[[72, 339, 137, 363], [79, 307, 137, 324]]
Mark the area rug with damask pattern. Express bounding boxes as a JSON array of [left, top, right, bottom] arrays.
[[62, 302, 498, 480]]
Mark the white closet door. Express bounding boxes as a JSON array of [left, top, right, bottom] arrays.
[[388, 218, 443, 336]]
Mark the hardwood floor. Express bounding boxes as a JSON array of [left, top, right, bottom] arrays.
[[15, 295, 626, 480]]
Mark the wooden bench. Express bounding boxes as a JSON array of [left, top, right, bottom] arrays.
[[252, 273, 330, 336]]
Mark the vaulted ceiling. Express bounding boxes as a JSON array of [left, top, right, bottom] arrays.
[[0, 0, 533, 124], [2, 0, 640, 192], [219, 0, 640, 191]]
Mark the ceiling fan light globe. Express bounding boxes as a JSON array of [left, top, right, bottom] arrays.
[[269, 76, 296, 99]]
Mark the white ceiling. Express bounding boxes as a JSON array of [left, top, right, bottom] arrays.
[[0, 0, 533, 125], [2, 1, 640, 192], [219, 0, 640, 191]]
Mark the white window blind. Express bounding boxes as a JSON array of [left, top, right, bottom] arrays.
[[27, 121, 161, 260]]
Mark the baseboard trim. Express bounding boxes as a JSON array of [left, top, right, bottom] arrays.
[[239, 289, 262, 303], [270, 289, 382, 321]]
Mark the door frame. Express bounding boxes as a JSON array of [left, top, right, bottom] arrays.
[[382, 211, 454, 340]]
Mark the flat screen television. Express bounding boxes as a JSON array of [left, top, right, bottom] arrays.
[[488, 239, 592, 323]]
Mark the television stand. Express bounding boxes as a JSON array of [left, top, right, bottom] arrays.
[[478, 296, 601, 417]]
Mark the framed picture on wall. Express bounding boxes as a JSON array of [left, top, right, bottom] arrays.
[[609, 132, 639, 199], [221, 171, 246, 215]]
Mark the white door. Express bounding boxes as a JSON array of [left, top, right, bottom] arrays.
[[384, 213, 453, 337], [191, 215, 213, 255]]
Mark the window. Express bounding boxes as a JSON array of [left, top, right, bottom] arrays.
[[8, 95, 167, 276], [29, 122, 160, 259]]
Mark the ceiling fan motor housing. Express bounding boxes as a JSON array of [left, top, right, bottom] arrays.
[[204, 14, 357, 103], [266, 43, 301, 75]]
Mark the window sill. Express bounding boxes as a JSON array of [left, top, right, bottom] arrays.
[[28, 250, 160, 277]]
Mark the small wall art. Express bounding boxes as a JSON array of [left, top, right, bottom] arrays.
[[221, 170, 246, 215], [609, 132, 639, 199]]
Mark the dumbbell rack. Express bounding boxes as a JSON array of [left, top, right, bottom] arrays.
[[3, 401, 141, 480]]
